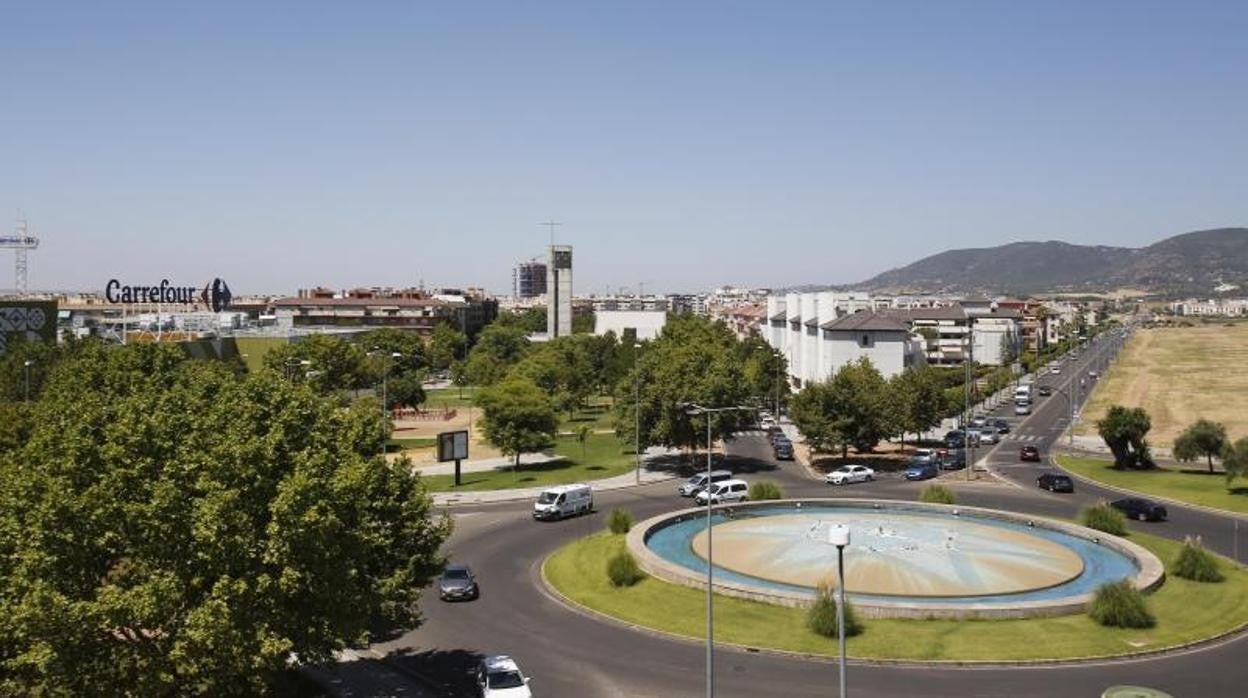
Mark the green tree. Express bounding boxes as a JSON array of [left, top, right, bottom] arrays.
[[828, 357, 895, 454], [572, 312, 595, 334], [385, 371, 427, 410], [0, 333, 61, 402], [1173, 419, 1229, 474], [460, 324, 531, 386], [1223, 437, 1248, 489], [1096, 405, 1153, 469], [738, 335, 788, 410], [428, 322, 467, 371], [790, 380, 846, 455], [0, 343, 450, 695], [495, 307, 547, 333], [262, 334, 371, 393], [357, 327, 428, 372], [889, 366, 947, 448], [475, 377, 558, 468]]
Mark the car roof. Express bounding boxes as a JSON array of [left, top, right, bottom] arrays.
[[483, 655, 521, 673], [542, 484, 589, 494], [444, 564, 472, 573]]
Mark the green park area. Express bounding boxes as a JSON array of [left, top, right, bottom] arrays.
[[419, 430, 637, 492], [1058, 456, 1248, 515], [423, 386, 480, 409], [544, 530, 1248, 662]]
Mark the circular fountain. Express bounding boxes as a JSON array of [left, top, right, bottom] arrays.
[[628, 499, 1165, 619]]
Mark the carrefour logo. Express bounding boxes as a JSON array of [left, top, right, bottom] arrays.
[[105, 277, 233, 312]]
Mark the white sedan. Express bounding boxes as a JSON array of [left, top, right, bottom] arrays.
[[825, 464, 875, 485]]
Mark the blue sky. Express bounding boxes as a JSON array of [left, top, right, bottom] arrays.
[[2, 1, 1245, 295]]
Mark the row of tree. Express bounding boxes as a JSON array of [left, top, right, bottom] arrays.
[[789, 358, 950, 457], [1095, 408, 1248, 487]]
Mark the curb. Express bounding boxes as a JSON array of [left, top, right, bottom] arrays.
[[1050, 454, 1248, 524], [537, 539, 1248, 668]]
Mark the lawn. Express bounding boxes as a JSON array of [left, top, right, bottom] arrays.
[[544, 531, 1248, 661], [423, 386, 481, 409], [1077, 326, 1248, 444], [1058, 455, 1248, 514], [420, 431, 637, 492], [386, 436, 437, 453]]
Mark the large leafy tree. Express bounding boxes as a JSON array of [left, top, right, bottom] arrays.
[[357, 328, 430, 409], [262, 333, 372, 393], [1173, 419, 1229, 474], [828, 357, 895, 453], [738, 335, 788, 410], [0, 343, 450, 695], [889, 366, 947, 448], [459, 324, 531, 387], [1223, 437, 1248, 489], [1096, 405, 1153, 469], [508, 337, 592, 417], [790, 380, 847, 455], [475, 377, 559, 468], [428, 322, 467, 371]]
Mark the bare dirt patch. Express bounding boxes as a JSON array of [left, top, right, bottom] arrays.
[[1079, 326, 1248, 444], [388, 407, 501, 462]]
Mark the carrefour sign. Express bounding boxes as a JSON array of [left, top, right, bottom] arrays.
[[0, 300, 57, 357], [105, 278, 233, 313]]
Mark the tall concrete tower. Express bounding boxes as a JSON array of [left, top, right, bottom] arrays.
[[547, 245, 572, 337]]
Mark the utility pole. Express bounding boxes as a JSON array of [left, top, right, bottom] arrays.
[[540, 220, 562, 246], [1, 213, 40, 295]]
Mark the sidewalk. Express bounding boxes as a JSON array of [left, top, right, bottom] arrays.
[[413, 451, 563, 477]]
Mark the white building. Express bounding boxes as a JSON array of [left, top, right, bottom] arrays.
[[818, 312, 921, 379], [595, 310, 666, 342], [547, 245, 573, 337]]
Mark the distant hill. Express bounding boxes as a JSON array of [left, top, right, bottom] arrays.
[[853, 228, 1248, 296]]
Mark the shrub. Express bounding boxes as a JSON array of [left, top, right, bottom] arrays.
[[1173, 536, 1224, 583], [1081, 502, 1127, 537], [607, 508, 634, 534], [1087, 580, 1154, 628], [606, 550, 645, 587], [807, 583, 863, 638], [749, 481, 784, 501], [918, 484, 955, 505]]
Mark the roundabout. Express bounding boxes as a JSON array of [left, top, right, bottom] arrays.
[[632, 500, 1164, 618]]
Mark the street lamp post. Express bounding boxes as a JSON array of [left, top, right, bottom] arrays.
[[682, 402, 752, 698], [829, 523, 851, 698], [23, 360, 34, 402], [369, 350, 403, 456]]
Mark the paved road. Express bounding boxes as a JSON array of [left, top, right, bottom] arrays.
[[322, 328, 1248, 697]]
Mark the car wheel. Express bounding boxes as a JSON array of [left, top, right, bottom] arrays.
[[866, 475, 874, 482]]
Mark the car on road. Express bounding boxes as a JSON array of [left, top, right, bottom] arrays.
[[695, 479, 750, 505], [1088, 371, 1099, 379], [976, 429, 1000, 445], [438, 564, 480, 601], [760, 416, 777, 429], [1014, 402, 1032, 416], [1050, 367, 1061, 374], [939, 449, 966, 470], [773, 441, 794, 460], [909, 448, 938, 465], [904, 462, 939, 481], [991, 418, 1011, 434], [944, 430, 967, 449], [1019, 445, 1041, 462], [825, 464, 874, 485], [969, 415, 989, 429], [1037, 473, 1074, 492], [532, 484, 594, 521], [678, 469, 733, 497], [1037, 385, 1052, 396], [477, 655, 532, 698], [1110, 498, 1168, 522]]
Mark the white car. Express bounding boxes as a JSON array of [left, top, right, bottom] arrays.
[[977, 430, 1000, 445], [825, 465, 874, 485], [477, 655, 532, 698], [1050, 367, 1061, 374], [760, 416, 777, 429], [694, 479, 750, 505]]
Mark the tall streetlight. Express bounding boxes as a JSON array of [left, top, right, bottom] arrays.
[[633, 341, 644, 485], [23, 359, 34, 402], [369, 349, 404, 455], [680, 401, 753, 698], [829, 523, 851, 698]]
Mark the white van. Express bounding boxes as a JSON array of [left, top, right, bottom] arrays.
[[1014, 385, 1032, 403], [678, 469, 734, 497], [533, 484, 593, 521], [694, 479, 749, 505]]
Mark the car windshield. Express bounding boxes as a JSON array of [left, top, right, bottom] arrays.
[[537, 492, 557, 504], [443, 569, 469, 580], [487, 670, 525, 689]]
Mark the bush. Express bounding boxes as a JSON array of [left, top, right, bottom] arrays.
[[606, 550, 645, 587], [1087, 580, 1154, 628], [607, 508, 634, 534], [1173, 537, 1224, 583], [807, 583, 863, 638], [1080, 502, 1127, 537], [749, 481, 784, 501], [918, 484, 955, 505]]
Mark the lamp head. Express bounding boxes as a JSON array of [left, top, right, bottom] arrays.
[[828, 523, 850, 548]]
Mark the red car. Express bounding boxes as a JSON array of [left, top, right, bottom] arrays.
[[1019, 445, 1041, 462]]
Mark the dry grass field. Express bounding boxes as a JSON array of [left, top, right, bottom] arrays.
[[1078, 325, 1248, 444]]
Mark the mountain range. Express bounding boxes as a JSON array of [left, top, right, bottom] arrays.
[[851, 227, 1248, 296]]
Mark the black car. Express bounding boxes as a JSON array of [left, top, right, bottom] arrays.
[[438, 564, 479, 601], [944, 431, 967, 449], [939, 448, 967, 470], [1037, 473, 1073, 492], [773, 442, 794, 460], [991, 418, 1010, 434], [1037, 385, 1053, 396], [1111, 498, 1168, 522]]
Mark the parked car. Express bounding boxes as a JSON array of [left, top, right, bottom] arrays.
[[773, 441, 794, 460], [969, 415, 989, 429], [695, 479, 750, 505], [1088, 371, 1099, 379], [678, 469, 733, 497], [1037, 473, 1073, 492], [909, 448, 938, 465], [904, 462, 939, 481], [1037, 385, 1053, 396], [760, 416, 777, 429], [1050, 367, 1061, 374], [944, 430, 967, 449], [1014, 402, 1032, 416], [825, 464, 875, 485], [438, 564, 479, 601], [939, 449, 967, 470], [533, 484, 594, 521], [991, 418, 1011, 434], [1019, 445, 1041, 462], [1110, 498, 1168, 522], [977, 430, 1000, 445], [476, 655, 532, 698]]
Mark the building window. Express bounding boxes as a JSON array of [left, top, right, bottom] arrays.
[[860, 334, 871, 348]]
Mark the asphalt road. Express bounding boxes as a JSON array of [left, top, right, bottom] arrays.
[[328, 328, 1248, 697]]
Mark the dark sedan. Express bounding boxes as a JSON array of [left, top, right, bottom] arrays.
[[1019, 445, 1041, 462], [438, 564, 479, 601], [773, 442, 794, 460], [1111, 498, 1168, 522], [1037, 473, 1074, 493], [1037, 385, 1053, 396]]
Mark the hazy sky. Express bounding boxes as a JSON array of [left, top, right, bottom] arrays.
[[2, 1, 1246, 296]]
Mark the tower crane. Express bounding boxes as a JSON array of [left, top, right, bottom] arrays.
[[1, 215, 39, 295]]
